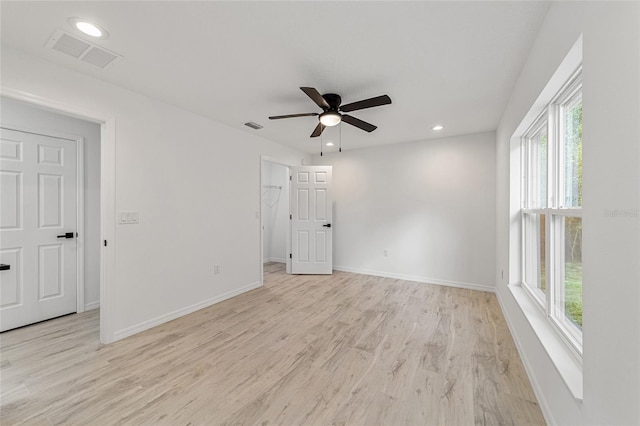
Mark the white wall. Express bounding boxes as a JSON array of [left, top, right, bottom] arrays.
[[261, 161, 289, 263], [314, 131, 496, 291], [496, 2, 639, 425], [1, 96, 101, 309], [1, 46, 309, 342]]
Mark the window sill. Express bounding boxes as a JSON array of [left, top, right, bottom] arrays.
[[508, 283, 583, 401]]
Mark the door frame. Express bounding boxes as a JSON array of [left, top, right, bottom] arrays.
[[1, 86, 116, 344], [259, 155, 295, 284], [0, 123, 86, 314]]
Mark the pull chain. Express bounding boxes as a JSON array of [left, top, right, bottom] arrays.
[[339, 122, 342, 152], [320, 128, 323, 156]]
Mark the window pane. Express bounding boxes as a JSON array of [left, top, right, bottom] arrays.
[[526, 122, 548, 208], [556, 216, 583, 330], [523, 213, 546, 299], [537, 129, 548, 208], [563, 96, 582, 207]]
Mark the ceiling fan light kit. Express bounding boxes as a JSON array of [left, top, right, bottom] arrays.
[[319, 111, 341, 127], [269, 87, 391, 138]]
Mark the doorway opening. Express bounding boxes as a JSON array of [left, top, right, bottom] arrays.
[[261, 158, 291, 285], [0, 94, 111, 341], [259, 159, 334, 283]]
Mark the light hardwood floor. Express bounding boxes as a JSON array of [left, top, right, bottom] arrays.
[[1, 263, 545, 425]]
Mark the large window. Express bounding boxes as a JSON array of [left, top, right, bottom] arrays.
[[521, 69, 583, 353]]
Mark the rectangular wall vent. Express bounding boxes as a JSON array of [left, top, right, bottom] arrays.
[[245, 122, 263, 130], [46, 29, 123, 69]]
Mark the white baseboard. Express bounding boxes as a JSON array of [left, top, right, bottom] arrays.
[[113, 281, 262, 342], [84, 301, 100, 311], [265, 257, 286, 264], [333, 265, 495, 293]]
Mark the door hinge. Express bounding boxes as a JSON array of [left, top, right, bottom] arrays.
[[290, 214, 292, 220], [104, 240, 108, 247], [289, 253, 292, 259], [289, 175, 292, 181]]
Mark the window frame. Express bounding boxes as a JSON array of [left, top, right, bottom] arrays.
[[521, 68, 583, 356], [521, 110, 549, 307]]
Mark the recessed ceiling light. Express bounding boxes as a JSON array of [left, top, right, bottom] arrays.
[[68, 18, 109, 39], [432, 125, 444, 131], [326, 142, 335, 146]]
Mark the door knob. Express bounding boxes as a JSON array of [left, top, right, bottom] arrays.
[[57, 232, 75, 239], [322, 223, 332, 228]]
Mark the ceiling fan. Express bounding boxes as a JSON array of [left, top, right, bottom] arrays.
[[269, 87, 392, 138]]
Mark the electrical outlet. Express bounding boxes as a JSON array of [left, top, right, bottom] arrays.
[[214, 264, 220, 274]]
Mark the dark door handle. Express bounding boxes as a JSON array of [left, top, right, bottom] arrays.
[[0, 264, 10, 271], [322, 223, 332, 228], [57, 232, 75, 239]]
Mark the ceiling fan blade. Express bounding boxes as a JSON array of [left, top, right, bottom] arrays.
[[269, 113, 319, 120], [310, 122, 326, 138], [340, 95, 392, 112], [300, 87, 330, 110], [342, 114, 377, 132]]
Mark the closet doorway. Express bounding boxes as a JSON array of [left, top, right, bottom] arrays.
[[261, 159, 291, 278]]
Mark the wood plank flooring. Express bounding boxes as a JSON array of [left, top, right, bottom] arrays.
[[0, 263, 545, 425]]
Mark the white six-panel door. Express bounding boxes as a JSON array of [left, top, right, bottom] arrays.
[[290, 166, 333, 274], [0, 128, 78, 332]]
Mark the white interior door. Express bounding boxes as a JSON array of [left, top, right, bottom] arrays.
[[290, 166, 333, 274], [1, 127, 78, 332]]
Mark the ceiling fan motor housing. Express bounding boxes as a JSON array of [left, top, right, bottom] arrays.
[[322, 93, 342, 110]]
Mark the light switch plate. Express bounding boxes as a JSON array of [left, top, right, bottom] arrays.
[[119, 211, 139, 224]]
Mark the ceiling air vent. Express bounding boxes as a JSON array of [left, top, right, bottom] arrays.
[[46, 29, 122, 69]]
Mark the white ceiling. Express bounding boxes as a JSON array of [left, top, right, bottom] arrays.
[[0, 1, 550, 154]]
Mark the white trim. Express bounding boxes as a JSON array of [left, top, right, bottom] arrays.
[[76, 137, 85, 313], [84, 300, 100, 311], [1, 85, 117, 344], [264, 257, 286, 264], [113, 281, 262, 341], [100, 117, 116, 343], [333, 265, 495, 293], [259, 156, 265, 283], [522, 207, 582, 216]]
